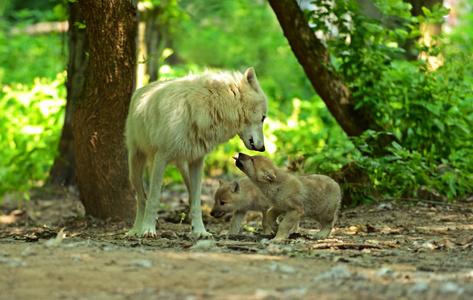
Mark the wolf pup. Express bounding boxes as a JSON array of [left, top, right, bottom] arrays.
[[125, 68, 268, 238], [234, 153, 341, 242], [210, 178, 271, 235]]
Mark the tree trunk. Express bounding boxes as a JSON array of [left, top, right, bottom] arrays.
[[268, 0, 398, 152], [268, 0, 373, 138], [48, 1, 88, 187], [74, 0, 137, 220], [136, 3, 184, 88]]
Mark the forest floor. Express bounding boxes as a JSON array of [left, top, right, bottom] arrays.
[[1, 181, 473, 300]]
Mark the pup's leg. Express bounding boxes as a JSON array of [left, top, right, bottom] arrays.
[[228, 211, 246, 235], [314, 194, 340, 240], [267, 207, 284, 233], [126, 149, 147, 237], [314, 214, 336, 240], [272, 209, 303, 243], [140, 153, 167, 237], [261, 210, 272, 234], [289, 220, 300, 234], [314, 223, 333, 240], [188, 156, 212, 239]]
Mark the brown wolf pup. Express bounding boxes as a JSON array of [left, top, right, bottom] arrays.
[[234, 153, 341, 242], [210, 178, 271, 235]]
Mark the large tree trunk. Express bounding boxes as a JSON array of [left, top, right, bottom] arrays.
[[48, 1, 88, 187], [74, 0, 137, 220]]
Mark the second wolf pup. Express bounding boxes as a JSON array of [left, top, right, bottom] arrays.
[[210, 178, 271, 235], [234, 153, 341, 242]]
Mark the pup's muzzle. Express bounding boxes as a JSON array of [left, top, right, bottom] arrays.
[[233, 153, 250, 171]]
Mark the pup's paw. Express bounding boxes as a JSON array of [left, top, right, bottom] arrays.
[[269, 237, 285, 244]]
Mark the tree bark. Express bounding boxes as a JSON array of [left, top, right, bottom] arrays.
[[48, 1, 88, 187], [74, 0, 137, 220]]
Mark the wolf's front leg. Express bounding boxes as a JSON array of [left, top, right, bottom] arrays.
[[188, 157, 212, 239]]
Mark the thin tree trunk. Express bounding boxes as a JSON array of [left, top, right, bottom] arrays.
[[74, 0, 137, 220], [48, 1, 88, 187], [268, 0, 396, 151], [268, 0, 372, 137]]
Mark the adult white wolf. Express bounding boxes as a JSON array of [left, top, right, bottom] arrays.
[[125, 67, 268, 238]]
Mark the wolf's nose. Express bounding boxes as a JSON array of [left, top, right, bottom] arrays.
[[259, 145, 265, 152]]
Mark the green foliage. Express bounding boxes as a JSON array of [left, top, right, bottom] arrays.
[[306, 0, 473, 202], [174, 0, 314, 104], [0, 75, 66, 200], [2, 0, 472, 206]]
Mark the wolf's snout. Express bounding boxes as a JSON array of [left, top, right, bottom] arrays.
[[249, 137, 265, 152]]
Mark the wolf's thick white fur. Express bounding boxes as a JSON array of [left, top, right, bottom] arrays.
[[125, 67, 268, 238]]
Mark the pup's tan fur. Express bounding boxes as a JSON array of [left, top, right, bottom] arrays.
[[234, 153, 341, 242], [125, 68, 268, 238], [210, 178, 271, 235]]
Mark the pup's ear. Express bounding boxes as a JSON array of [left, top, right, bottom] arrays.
[[231, 181, 240, 193], [263, 171, 276, 182], [244, 67, 259, 90], [218, 179, 224, 187]]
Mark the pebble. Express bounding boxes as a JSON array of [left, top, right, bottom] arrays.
[[269, 261, 295, 273], [407, 282, 429, 294], [130, 259, 152, 268], [314, 264, 352, 280]]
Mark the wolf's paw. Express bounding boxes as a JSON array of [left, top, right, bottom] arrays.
[[141, 227, 157, 238], [192, 229, 213, 240], [125, 229, 140, 237]]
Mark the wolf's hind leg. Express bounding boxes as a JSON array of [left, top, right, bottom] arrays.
[[140, 153, 167, 237], [126, 149, 147, 237], [176, 162, 192, 210]]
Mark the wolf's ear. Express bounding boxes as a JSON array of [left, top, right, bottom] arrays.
[[231, 181, 240, 193], [264, 171, 276, 182], [244, 67, 259, 90], [218, 179, 225, 187]]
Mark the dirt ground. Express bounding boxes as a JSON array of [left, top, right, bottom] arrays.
[[1, 181, 473, 300]]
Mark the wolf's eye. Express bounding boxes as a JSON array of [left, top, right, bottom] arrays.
[[262, 115, 266, 122], [220, 201, 225, 206]]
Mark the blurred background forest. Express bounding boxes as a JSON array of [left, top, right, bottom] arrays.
[[0, 0, 472, 210]]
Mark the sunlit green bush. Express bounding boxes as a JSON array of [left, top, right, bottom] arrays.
[[305, 0, 473, 202], [0, 74, 66, 200]]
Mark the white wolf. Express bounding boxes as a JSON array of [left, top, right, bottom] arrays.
[[125, 68, 268, 238]]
